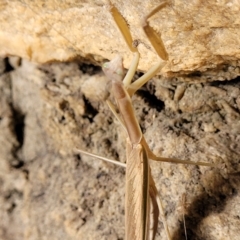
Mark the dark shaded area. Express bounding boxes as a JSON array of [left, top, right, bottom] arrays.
[[73, 154, 82, 168], [137, 88, 164, 112], [11, 108, 25, 148], [4, 58, 14, 72], [173, 172, 240, 240], [58, 99, 75, 123], [10, 105, 25, 168], [82, 95, 98, 122], [79, 63, 102, 75], [210, 75, 240, 86], [187, 71, 202, 78]]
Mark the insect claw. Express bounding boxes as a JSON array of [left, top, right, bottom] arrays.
[[109, 3, 138, 53], [142, 1, 169, 61]]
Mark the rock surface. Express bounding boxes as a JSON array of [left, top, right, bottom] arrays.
[[1, 1, 240, 240], [0, 0, 240, 80], [0, 57, 240, 240]]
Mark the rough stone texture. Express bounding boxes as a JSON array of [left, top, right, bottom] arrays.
[[0, 0, 240, 81], [0, 56, 240, 240], [1, 1, 240, 240]]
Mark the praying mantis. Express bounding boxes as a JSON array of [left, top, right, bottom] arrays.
[[76, 2, 214, 240]]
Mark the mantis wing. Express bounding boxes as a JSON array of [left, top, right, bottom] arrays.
[[125, 139, 161, 240], [125, 139, 150, 240]]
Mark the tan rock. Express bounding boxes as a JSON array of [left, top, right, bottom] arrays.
[[0, 0, 240, 80], [0, 1, 240, 239]]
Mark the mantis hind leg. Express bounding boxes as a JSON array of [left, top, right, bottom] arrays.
[[141, 137, 215, 167], [149, 174, 172, 240]]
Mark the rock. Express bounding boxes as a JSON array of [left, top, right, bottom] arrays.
[[0, 57, 240, 239], [0, 0, 240, 80], [0, 1, 240, 239]]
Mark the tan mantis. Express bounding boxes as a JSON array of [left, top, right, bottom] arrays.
[[76, 2, 214, 240]]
